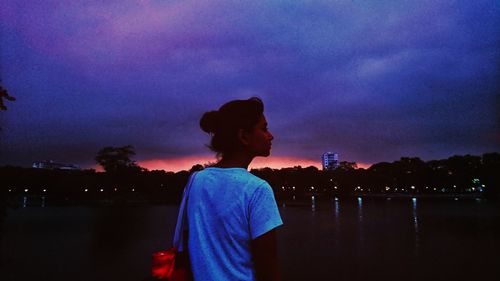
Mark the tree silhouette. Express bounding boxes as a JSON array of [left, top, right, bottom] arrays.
[[95, 145, 143, 173], [0, 85, 16, 239], [338, 161, 358, 171], [0, 85, 16, 111]]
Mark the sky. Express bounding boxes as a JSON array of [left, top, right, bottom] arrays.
[[0, 0, 499, 171]]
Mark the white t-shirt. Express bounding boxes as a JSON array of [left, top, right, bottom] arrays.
[[187, 167, 283, 281]]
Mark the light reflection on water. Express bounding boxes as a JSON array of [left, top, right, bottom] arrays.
[[357, 197, 363, 222], [333, 197, 340, 221], [357, 197, 364, 246], [20, 196, 46, 208], [14, 195, 492, 261], [412, 197, 420, 256], [333, 197, 340, 248], [6, 196, 500, 281]]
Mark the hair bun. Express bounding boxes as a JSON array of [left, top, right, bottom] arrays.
[[199, 110, 219, 133]]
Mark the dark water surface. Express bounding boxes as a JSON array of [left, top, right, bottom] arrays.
[[1, 197, 499, 281]]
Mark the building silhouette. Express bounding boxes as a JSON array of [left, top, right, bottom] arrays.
[[32, 160, 80, 170], [322, 152, 339, 170]]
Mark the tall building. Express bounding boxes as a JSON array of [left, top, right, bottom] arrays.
[[322, 152, 339, 170]]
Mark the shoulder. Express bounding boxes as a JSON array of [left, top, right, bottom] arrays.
[[197, 168, 270, 194], [238, 170, 270, 195], [242, 170, 268, 187], [198, 168, 266, 184]]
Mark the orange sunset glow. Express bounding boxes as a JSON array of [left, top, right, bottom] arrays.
[[138, 155, 371, 172]]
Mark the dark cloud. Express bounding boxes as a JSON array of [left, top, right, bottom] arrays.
[[1, 0, 499, 168]]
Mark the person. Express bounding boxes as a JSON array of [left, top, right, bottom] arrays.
[[187, 97, 283, 281]]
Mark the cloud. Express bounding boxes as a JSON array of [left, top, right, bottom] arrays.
[[1, 0, 499, 168]]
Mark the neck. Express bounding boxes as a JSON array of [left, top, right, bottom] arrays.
[[215, 152, 254, 169]]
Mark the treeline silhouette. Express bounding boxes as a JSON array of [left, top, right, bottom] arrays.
[[1, 152, 499, 207]]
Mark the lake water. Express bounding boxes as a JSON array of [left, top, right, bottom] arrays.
[[1, 197, 499, 281]]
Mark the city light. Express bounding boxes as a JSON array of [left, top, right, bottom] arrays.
[[24, 189, 28, 192], [84, 189, 88, 192], [43, 189, 47, 192], [100, 189, 104, 192]]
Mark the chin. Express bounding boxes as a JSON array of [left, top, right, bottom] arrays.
[[261, 150, 271, 157], [254, 148, 271, 157]]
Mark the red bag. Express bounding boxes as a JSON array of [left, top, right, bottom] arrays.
[[152, 172, 197, 280], [151, 247, 192, 280]]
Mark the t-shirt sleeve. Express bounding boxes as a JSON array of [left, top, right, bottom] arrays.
[[249, 182, 283, 239]]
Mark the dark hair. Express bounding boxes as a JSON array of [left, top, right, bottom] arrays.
[[200, 97, 264, 156]]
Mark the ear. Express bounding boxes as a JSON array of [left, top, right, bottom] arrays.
[[238, 129, 250, 146]]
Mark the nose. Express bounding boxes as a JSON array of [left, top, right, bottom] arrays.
[[269, 131, 274, 141]]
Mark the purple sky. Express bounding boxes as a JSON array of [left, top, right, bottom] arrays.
[[1, 1, 499, 170]]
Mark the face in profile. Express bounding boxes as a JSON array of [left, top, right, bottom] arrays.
[[243, 115, 274, 157]]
